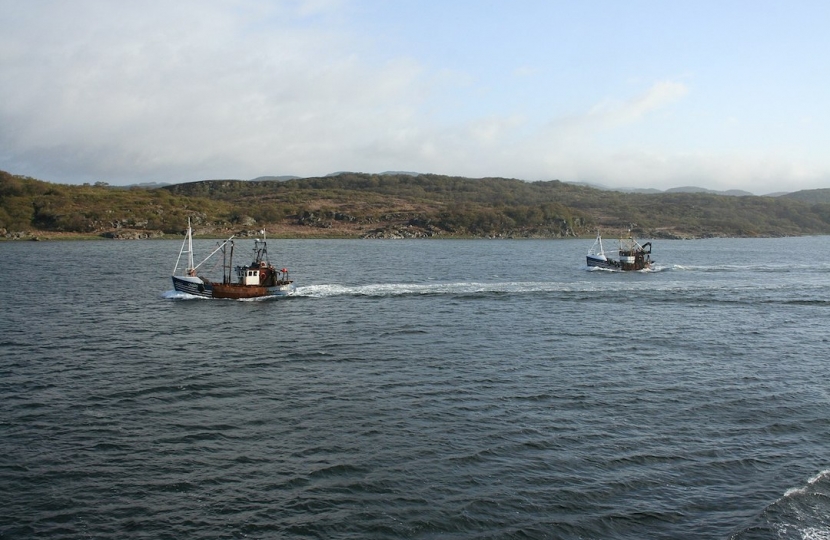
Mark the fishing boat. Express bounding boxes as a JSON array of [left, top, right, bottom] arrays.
[[586, 231, 653, 271], [210, 237, 295, 299], [171, 219, 295, 299]]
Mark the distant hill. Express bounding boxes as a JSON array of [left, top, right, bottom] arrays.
[[379, 171, 423, 177], [148, 173, 830, 239], [568, 182, 756, 197], [615, 187, 663, 194], [325, 170, 423, 178], [664, 186, 755, 197], [249, 172, 423, 182], [781, 188, 830, 204], [250, 175, 301, 182], [3, 169, 830, 240]]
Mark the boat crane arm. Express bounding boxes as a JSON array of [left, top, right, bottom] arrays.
[[192, 235, 235, 271]]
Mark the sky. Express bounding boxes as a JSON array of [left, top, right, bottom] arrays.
[[1, 0, 829, 194]]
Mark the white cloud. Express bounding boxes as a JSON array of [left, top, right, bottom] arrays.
[[0, 0, 431, 182], [587, 80, 689, 129], [1, 2, 827, 194]]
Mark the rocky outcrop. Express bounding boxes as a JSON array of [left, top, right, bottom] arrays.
[[101, 229, 164, 239], [361, 225, 440, 239]]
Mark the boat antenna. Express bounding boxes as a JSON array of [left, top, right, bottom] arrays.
[[254, 229, 269, 264]]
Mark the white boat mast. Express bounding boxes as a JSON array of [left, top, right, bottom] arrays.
[[588, 231, 606, 258], [187, 219, 194, 271], [173, 218, 195, 275], [173, 218, 236, 276]]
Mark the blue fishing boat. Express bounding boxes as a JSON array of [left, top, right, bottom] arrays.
[[586, 231, 653, 271]]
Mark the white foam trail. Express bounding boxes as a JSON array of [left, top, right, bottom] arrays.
[[798, 527, 830, 540], [585, 265, 666, 273], [161, 290, 207, 300], [807, 469, 830, 485], [783, 469, 830, 498], [291, 281, 618, 298]]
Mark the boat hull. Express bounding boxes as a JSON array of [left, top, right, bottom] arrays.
[[586, 255, 620, 270], [172, 275, 212, 297], [586, 255, 651, 271], [210, 282, 295, 299]]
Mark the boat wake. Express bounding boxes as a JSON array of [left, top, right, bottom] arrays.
[[670, 263, 825, 273], [162, 290, 207, 300], [731, 470, 830, 539], [586, 264, 666, 273], [167, 274, 824, 303], [293, 281, 611, 298], [165, 281, 670, 300]]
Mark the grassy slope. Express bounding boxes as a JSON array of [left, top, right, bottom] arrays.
[[2, 170, 830, 239]]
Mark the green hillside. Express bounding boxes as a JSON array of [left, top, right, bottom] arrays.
[[781, 188, 830, 204], [2, 170, 830, 239]]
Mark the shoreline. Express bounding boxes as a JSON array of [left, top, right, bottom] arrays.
[[0, 228, 810, 242]]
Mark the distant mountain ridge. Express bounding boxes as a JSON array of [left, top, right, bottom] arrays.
[[183, 173, 785, 198], [665, 186, 755, 196], [127, 172, 803, 199], [569, 182, 766, 197], [250, 175, 301, 182], [781, 188, 830, 204]]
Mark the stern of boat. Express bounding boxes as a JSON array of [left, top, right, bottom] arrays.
[[266, 281, 296, 297]]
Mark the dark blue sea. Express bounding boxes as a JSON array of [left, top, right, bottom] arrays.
[[2, 236, 830, 539]]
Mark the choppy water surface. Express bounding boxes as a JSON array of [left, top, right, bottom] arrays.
[[2, 236, 830, 539]]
